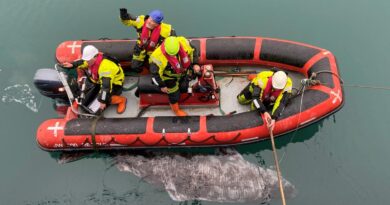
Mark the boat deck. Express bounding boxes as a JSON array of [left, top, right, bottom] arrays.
[[101, 67, 305, 118]]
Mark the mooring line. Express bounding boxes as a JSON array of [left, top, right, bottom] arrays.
[[279, 84, 307, 164], [344, 84, 390, 90]]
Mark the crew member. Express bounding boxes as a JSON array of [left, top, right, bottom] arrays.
[[237, 70, 292, 131], [62, 45, 127, 114], [149, 36, 200, 116], [120, 8, 176, 72]]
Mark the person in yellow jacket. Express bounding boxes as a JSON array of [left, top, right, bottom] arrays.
[[237, 70, 292, 131], [120, 8, 175, 73], [62, 45, 127, 114], [149, 36, 200, 116]]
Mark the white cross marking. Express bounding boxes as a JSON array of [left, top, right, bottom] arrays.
[[66, 41, 81, 54], [47, 121, 64, 138], [330, 90, 342, 104]]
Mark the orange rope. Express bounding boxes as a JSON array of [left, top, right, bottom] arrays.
[[269, 130, 287, 205]]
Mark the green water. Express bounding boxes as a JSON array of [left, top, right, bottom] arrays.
[[1, 0, 390, 204]]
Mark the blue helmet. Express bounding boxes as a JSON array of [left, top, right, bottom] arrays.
[[148, 10, 164, 24]]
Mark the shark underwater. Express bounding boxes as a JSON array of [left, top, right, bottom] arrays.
[[58, 148, 297, 203]]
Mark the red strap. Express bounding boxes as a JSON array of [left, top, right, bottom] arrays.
[[89, 53, 104, 81], [262, 77, 282, 102]]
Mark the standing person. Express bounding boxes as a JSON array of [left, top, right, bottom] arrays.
[[149, 36, 200, 116], [119, 8, 176, 73], [237, 70, 292, 131], [62, 45, 127, 114]]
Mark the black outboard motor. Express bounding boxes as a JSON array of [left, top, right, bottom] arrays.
[[34, 67, 101, 115], [33, 68, 79, 102], [34, 68, 81, 115]]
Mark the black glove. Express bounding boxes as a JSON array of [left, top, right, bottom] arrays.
[[133, 43, 143, 55], [72, 59, 84, 68], [120, 8, 130, 20]]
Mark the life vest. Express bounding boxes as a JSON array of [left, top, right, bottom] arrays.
[[160, 42, 191, 74], [88, 53, 121, 82], [140, 20, 161, 52], [122, 15, 172, 53], [89, 53, 104, 81], [261, 76, 283, 102]]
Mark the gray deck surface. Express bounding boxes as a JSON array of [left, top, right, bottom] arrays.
[[102, 68, 304, 118]]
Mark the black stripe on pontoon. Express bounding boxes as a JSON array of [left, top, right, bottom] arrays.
[[137, 75, 191, 94], [206, 111, 263, 133], [64, 118, 147, 135], [307, 57, 335, 89], [278, 89, 329, 120], [153, 116, 200, 133], [260, 39, 320, 68], [82, 41, 136, 62], [189, 39, 200, 53], [138, 75, 162, 93], [206, 38, 255, 60]]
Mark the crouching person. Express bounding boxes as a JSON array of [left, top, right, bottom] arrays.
[[62, 45, 127, 114], [149, 36, 200, 116], [237, 70, 292, 131]]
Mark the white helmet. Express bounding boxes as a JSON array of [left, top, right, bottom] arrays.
[[81, 45, 99, 61], [272, 71, 287, 89]]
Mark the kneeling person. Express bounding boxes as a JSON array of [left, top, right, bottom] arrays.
[[62, 45, 127, 114], [237, 70, 292, 131]]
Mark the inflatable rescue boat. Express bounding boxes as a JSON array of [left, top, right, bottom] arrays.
[[34, 36, 344, 151]]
